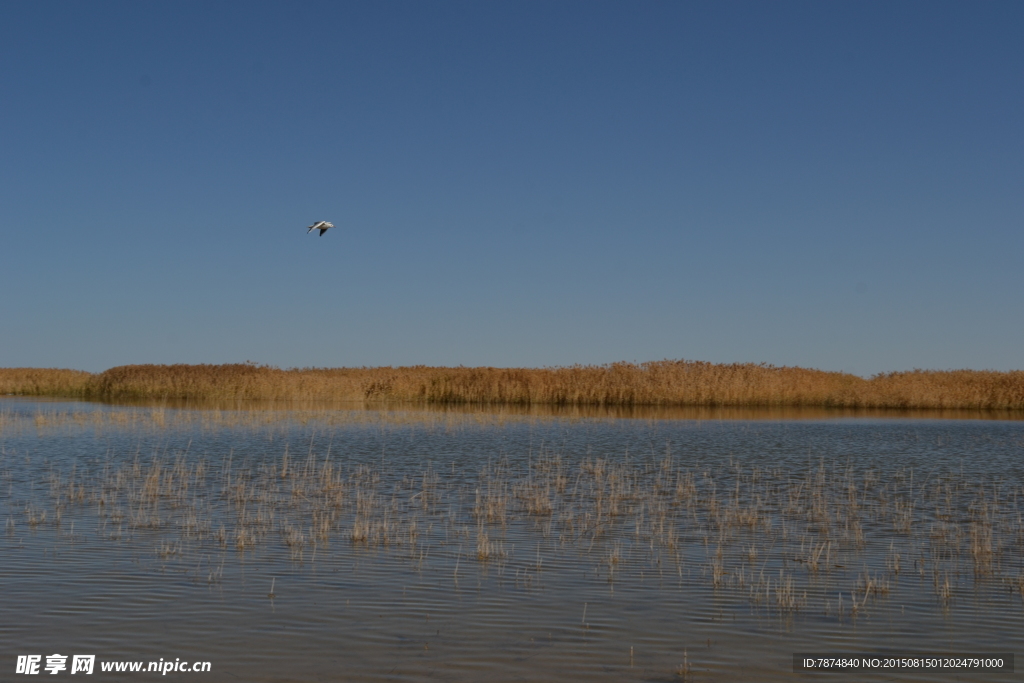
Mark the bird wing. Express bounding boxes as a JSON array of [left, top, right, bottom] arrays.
[[319, 228, 329, 236]]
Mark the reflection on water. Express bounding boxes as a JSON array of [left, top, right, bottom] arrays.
[[1, 398, 1022, 681], [6, 394, 1024, 423]]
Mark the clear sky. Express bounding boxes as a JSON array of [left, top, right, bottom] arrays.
[[1, 1, 1021, 375]]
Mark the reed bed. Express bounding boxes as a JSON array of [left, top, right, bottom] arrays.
[[11, 440, 1023, 618], [0, 368, 92, 397], [3, 362, 1024, 409]]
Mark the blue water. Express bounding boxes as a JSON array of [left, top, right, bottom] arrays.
[[2, 399, 1022, 681]]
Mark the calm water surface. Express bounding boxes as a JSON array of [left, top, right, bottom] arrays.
[[1, 399, 1022, 681]]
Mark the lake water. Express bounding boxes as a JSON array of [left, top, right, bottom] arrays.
[[2, 398, 1022, 681]]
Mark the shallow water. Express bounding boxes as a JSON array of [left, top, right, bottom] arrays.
[[2, 399, 1022, 681]]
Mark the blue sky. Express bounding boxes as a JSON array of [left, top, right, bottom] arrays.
[[1, 1, 1021, 375]]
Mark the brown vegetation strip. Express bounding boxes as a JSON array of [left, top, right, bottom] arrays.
[[2, 361, 1023, 409]]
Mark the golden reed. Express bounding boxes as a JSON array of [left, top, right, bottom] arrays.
[[0, 368, 93, 398], [1, 361, 1022, 409]]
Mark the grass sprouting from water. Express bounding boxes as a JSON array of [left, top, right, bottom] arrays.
[[9, 438, 1024, 619]]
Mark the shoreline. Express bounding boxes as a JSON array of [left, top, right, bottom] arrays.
[[2, 361, 1023, 411]]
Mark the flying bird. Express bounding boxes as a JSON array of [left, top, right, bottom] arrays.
[[307, 221, 334, 236]]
